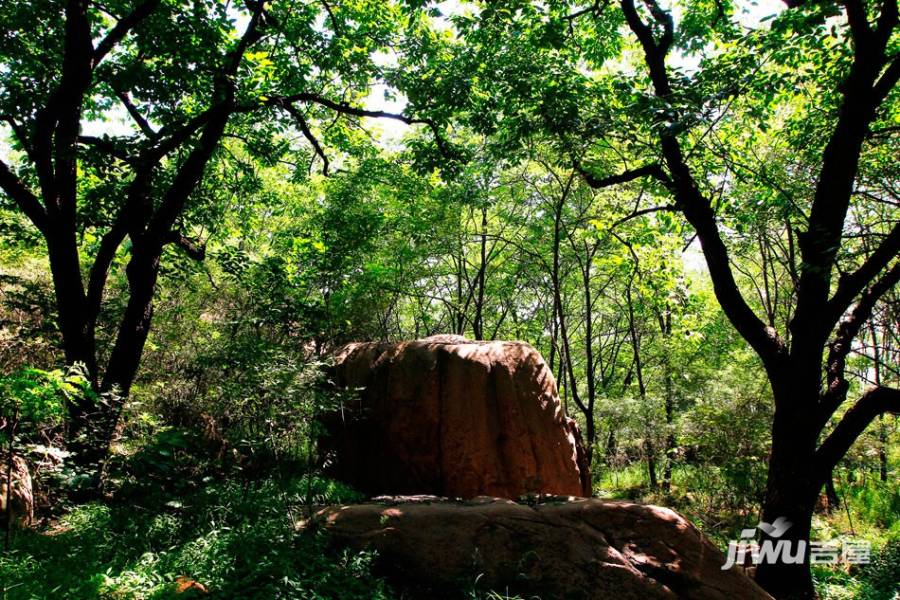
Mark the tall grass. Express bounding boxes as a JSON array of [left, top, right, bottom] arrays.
[[0, 476, 388, 599]]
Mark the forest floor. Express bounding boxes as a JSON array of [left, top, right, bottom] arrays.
[[1, 431, 898, 599]]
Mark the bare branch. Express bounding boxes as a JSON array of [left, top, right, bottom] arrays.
[[93, 0, 162, 67], [578, 163, 671, 189], [164, 230, 206, 261], [0, 158, 48, 232], [282, 103, 330, 175], [815, 385, 900, 477], [113, 89, 157, 139]]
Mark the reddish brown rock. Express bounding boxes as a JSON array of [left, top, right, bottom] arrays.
[[323, 335, 590, 498], [0, 455, 33, 529], [313, 496, 773, 600]]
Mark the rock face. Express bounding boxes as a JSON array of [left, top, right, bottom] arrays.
[[313, 496, 772, 600], [323, 335, 590, 498], [0, 455, 34, 529]]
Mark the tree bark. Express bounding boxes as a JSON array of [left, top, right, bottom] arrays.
[[473, 206, 487, 340], [660, 306, 675, 493], [755, 415, 819, 598], [824, 473, 839, 510], [626, 280, 656, 487]]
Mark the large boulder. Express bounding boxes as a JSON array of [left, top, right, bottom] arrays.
[[323, 335, 590, 498], [313, 496, 772, 600], [0, 454, 34, 529]]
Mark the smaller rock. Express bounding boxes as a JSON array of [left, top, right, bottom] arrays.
[[0, 455, 34, 528], [313, 496, 772, 600]]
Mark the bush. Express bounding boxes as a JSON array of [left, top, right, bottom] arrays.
[[814, 539, 900, 600], [0, 475, 386, 599]]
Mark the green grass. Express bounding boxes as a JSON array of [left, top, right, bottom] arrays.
[[0, 427, 538, 600], [0, 476, 391, 599], [594, 462, 764, 544], [1, 427, 385, 599], [595, 462, 900, 600], [2, 433, 897, 600], [813, 540, 900, 600]]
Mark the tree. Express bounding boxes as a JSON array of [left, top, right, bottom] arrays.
[[0, 0, 446, 472], [578, 0, 900, 596], [411, 0, 898, 596]]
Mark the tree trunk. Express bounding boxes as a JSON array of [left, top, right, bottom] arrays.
[[825, 473, 840, 510], [869, 324, 888, 483], [46, 226, 106, 471], [755, 391, 820, 600], [473, 206, 487, 340], [662, 382, 675, 493], [660, 306, 675, 493], [755, 487, 816, 600], [646, 441, 658, 488], [68, 245, 161, 472], [581, 246, 596, 464], [626, 281, 656, 488], [605, 429, 617, 464]]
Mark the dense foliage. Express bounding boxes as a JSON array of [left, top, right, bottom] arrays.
[[1, 0, 898, 598]]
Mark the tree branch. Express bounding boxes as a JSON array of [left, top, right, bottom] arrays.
[[164, 231, 206, 260], [873, 55, 900, 103], [0, 158, 48, 232], [578, 163, 671, 189], [144, 2, 267, 243], [0, 115, 35, 160], [843, 0, 873, 47], [113, 89, 157, 139], [790, 0, 897, 350], [92, 0, 162, 67], [85, 223, 129, 328], [815, 385, 900, 477], [565, 0, 606, 21], [77, 135, 134, 162], [621, 0, 671, 96], [611, 204, 678, 229], [258, 93, 454, 158], [874, 0, 899, 48], [282, 103, 330, 175], [821, 260, 900, 421], [826, 222, 900, 322], [620, 0, 786, 369]]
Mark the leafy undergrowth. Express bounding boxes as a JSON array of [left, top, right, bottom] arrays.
[[596, 463, 900, 599], [0, 425, 388, 599], [0, 429, 530, 599], [0, 476, 391, 599], [812, 540, 900, 600], [3, 431, 896, 599]]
